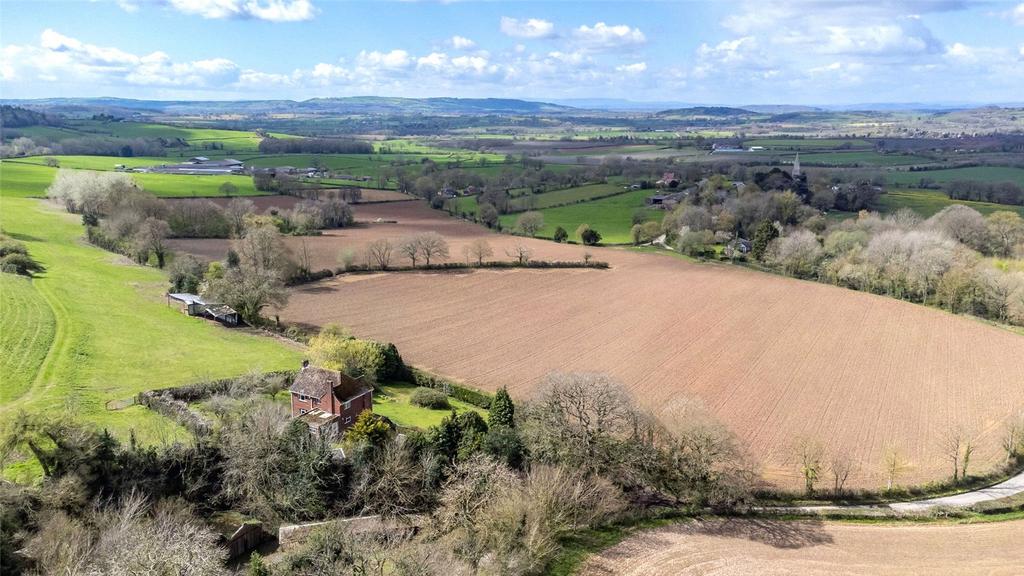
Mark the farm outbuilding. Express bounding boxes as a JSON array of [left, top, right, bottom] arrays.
[[166, 293, 240, 326], [210, 511, 271, 561]]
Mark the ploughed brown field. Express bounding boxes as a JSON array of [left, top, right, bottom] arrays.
[[162, 189, 413, 214], [579, 518, 1024, 575], [170, 201, 1024, 489]]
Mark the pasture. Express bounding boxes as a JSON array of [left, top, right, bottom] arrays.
[[498, 188, 663, 244], [793, 151, 933, 166], [14, 120, 268, 153], [579, 518, 1024, 575], [0, 170, 302, 445], [878, 188, 1024, 218], [1, 161, 265, 198], [0, 274, 56, 405], [266, 202, 1024, 490], [888, 166, 1024, 188]]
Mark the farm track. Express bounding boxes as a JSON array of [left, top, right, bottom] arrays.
[[169, 201, 1024, 490]]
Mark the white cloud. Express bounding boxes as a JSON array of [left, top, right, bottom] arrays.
[[449, 35, 476, 50], [166, 0, 316, 22], [356, 49, 411, 70], [1, 29, 241, 87], [572, 22, 646, 50], [417, 52, 448, 70], [1014, 3, 1024, 25], [500, 16, 556, 39], [615, 62, 647, 74]]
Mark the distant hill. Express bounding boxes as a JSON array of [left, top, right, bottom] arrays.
[[1, 96, 575, 117], [0, 104, 61, 127], [741, 104, 823, 114], [654, 106, 758, 118]]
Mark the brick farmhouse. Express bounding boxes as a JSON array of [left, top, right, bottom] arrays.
[[288, 362, 373, 436]]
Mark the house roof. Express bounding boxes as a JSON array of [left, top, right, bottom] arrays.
[[290, 366, 341, 398], [289, 365, 369, 401], [168, 293, 206, 305]]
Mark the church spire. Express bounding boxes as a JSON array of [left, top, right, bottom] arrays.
[[793, 153, 801, 177]]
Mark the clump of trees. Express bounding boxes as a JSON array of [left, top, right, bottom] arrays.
[[947, 180, 1023, 207], [755, 206, 1024, 326], [202, 220, 293, 325]]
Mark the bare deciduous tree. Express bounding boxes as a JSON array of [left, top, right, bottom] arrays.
[[468, 238, 493, 266], [515, 211, 544, 237], [1002, 412, 1024, 461], [828, 450, 855, 495], [399, 236, 421, 267], [416, 232, 449, 266], [505, 241, 532, 265], [366, 238, 394, 270]]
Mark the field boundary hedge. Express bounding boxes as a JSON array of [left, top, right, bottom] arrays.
[[408, 367, 492, 409], [287, 259, 610, 285]]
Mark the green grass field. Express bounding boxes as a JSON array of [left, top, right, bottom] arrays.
[[0, 274, 56, 405], [372, 382, 486, 429], [15, 120, 268, 152], [1, 161, 265, 198], [793, 151, 933, 166], [508, 182, 630, 212], [0, 169, 303, 447], [877, 188, 1024, 218], [888, 166, 1024, 188], [499, 188, 663, 244]]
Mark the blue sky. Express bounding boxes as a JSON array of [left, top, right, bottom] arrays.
[[1, 0, 1023, 104]]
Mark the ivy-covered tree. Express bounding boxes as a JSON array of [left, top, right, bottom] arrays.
[[751, 219, 779, 262]]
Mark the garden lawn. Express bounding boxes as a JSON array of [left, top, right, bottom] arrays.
[[499, 188, 663, 244], [878, 188, 1024, 218], [0, 171, 303, 446], [372, 382, 486, 429]]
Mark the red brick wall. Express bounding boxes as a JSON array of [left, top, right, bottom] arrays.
[[290, 392, 328, 416], [337, 390, 373, 430]]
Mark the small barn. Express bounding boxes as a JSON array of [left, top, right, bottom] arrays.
[[167, 293, 241, 326]]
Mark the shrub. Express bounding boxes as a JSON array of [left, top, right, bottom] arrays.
[[410, 387, 451, 410], [1, 252, 45, 276]]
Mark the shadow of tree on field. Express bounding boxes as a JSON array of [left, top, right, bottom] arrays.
[[692, 517, 834, 549]]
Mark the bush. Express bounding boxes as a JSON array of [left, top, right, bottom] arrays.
[[410, 387, 451, 410], [1, 252, 45, 276]]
